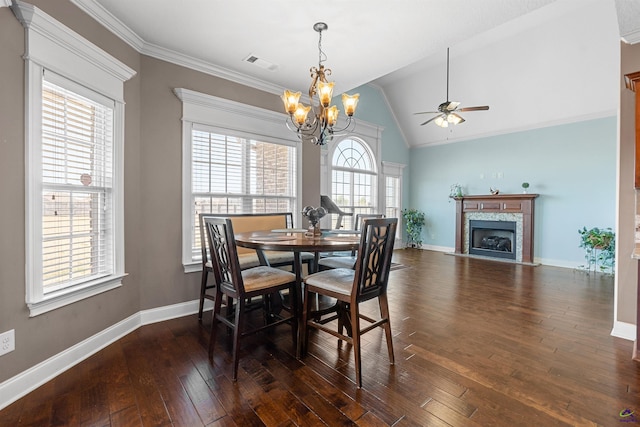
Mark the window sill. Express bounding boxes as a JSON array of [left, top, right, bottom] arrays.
[[27, 274, 127, 317], [184, 262, 202, 274]]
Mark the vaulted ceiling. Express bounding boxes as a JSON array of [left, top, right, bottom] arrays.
[[71, 0, 640, 147]]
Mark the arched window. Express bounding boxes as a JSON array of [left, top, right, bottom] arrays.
[[329, 138, 377, 229]]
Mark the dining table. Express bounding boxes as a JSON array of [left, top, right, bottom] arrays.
[[234, 228, 361, 356], [234, 228, 361, 284]]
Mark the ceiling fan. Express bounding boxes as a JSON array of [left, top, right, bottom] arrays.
[[415, 48, 489, 127]]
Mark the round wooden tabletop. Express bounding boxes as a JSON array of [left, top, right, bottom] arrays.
[[234, 229, 360, 253]]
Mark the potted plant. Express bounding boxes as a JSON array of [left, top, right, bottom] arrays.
[[578, 226, 615, 274], [521, 182, 530, 194], [402, 208, 426, 248]]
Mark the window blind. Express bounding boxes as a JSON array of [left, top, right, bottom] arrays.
[[41, 79, 115, 293], [190, 129, 297, 261]]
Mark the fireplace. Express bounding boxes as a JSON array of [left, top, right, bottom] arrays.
[[453, 194, 538, 264], [469, 220, 516, 260]]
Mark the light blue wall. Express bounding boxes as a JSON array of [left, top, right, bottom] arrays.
[[349, 84, 411, 209], [409, 117, 617, 267]]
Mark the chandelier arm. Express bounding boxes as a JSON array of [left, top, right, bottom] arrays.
[[327, 116, 355, 135]]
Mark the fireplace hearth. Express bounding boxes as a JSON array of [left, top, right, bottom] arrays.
[[453, 194, 538, 263]]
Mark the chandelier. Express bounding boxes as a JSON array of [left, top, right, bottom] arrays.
[[282, 22, 359, 146]]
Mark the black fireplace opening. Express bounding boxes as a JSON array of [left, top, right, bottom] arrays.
[[469, 220, 516, 260]]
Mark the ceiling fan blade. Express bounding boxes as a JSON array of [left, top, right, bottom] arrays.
[[457, 105, 489, 112], [420, 114, 443, 126], [444, 101, 460, 111], [414, 111, 440, 115]]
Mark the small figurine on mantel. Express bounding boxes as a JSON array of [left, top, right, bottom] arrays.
[[490, 187, 500, 195], [449, 183, 463, 198]]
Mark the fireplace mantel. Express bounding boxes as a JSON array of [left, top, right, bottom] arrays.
[[453, 194, 539, 263]]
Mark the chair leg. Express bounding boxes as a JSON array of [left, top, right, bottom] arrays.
[[350, 302, 362, 388], [198, 269, 208, 321], [289, 283, 299, 356], [379, 294, 395, 365], [231, 298, 245, 381], [301, 289, 313, 358], [208, 288, 224, 360]]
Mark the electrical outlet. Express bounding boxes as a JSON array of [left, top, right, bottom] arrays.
[[0, 329, 15, 356]]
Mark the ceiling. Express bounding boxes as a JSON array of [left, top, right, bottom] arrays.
[[70, 0, 640, 146]]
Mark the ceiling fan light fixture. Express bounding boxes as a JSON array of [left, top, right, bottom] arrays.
[[447, 113, 464, 125], [434, 115, 448, 127]]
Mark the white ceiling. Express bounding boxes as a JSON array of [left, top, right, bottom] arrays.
[[69, 0, 640, 146]]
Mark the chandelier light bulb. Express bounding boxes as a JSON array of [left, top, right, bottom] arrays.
[[325, 105, 339, 126], [293, 104, 311, 125], [317, 81, 334, 107], [342, 93, 359, 116], [281, 90, 301, 115]]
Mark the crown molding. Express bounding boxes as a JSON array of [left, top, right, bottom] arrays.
[[70, 0, 284, 96], [622, 28, 640, 45], [70, 0, 144, 51], [143, 42, 283, 95]]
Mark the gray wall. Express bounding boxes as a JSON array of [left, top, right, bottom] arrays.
[[0, 0, 322, 383], [0, 0, 142, 381]]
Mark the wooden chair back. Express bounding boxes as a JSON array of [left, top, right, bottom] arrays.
[[352, 218, 398, 302], [203, 216, 245, 298], [354, 213, 385, 231]]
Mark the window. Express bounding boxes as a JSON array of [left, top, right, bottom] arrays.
[[385, 176, 401, 219], [176, 89, 300, 272], [41, 77, 115, 293], [381, 161, 406, 238], [190, 127, 297, 262], [330, 138, 377, 229], [18, 3, 135, 316]]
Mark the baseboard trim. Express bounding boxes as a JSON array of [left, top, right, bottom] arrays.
[[611, 321, 637, 341], [0, 299, 210, 411]]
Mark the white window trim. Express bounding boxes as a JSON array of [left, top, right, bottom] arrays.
[[320, 120, 383, 228], [14, 1, 135, 316], [382, 161, 406, 247], [174, 88, 301, 273]]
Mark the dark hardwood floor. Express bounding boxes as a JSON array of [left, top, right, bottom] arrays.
[[1, 249, 638, 426]]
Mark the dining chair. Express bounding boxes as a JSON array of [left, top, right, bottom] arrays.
[[317, 213, 385, 270], [203, 216, 300, 381], [301, 217, 398, 388], [197, 212, 313, 321]]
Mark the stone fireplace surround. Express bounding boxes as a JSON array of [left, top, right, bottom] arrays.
[[453, 194, 538, 264]]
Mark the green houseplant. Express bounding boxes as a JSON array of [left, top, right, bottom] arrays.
[[402, 208, 426, 248], [578, 226, 615, 274]]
